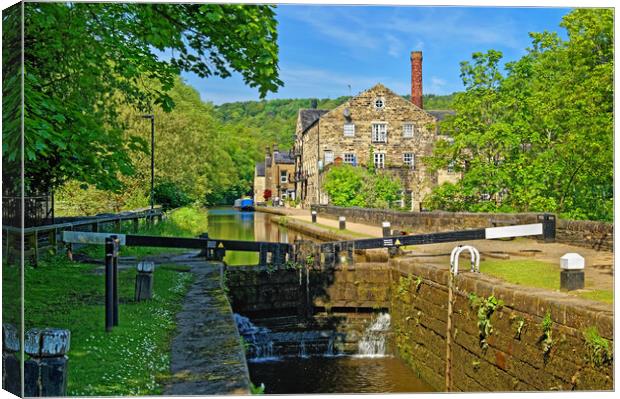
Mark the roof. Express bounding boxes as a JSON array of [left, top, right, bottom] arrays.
[[273, 151, 295, 164], [298, 109, 328, 133], [255, 162, 265, 176], [427, 110, 455, 121]]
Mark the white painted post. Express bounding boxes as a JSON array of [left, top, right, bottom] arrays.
[[24, 328, 71, 397], [339, 216, 346, 230], [2, 323, 20, 396], [560, 253, 585, 291], [135, 261, 155, 301]]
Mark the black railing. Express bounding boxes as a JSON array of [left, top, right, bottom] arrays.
[[2, 194, 54, 227]]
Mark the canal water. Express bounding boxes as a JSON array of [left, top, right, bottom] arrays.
[[208, 207, 433, 394]]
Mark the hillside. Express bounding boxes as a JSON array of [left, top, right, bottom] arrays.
[[214, 93, 456, 149]]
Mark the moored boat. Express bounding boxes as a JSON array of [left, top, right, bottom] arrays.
[[234, 197, 255, 211]]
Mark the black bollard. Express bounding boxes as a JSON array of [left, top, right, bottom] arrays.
[[311, 210, 317, 223], [339, 216, 346, 230], [24, 328, 71, 397], [105, 236, 120, 332], [2, 323, 21, 396], [135, 261, 155, 301]]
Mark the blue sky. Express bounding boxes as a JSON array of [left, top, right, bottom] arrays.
[[182, 5, 572, 105]]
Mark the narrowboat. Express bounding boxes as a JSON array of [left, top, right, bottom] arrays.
[[233, 197, 255, 211]]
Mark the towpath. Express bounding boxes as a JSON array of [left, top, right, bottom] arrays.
[[163, 259, 250, 395]]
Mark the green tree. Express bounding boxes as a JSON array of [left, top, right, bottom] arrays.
[[426, 8, 613, 221], [323, 164, 403, 209], [3, 2, 282, 194]]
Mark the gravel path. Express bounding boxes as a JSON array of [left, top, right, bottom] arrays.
[[164, 261, 250, 395]]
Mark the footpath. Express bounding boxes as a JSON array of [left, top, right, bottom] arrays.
[[164, 259, 250, 395], [257, 206, 613, 294]]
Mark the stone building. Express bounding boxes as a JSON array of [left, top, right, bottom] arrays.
[[254, 145, 296, 204], [253, 161, 266, 204], [293, 51, 456, 210]]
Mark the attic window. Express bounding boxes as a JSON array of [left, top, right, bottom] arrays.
[[374, 98, 385, 109]]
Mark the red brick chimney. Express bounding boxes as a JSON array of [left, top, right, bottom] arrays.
[[410, 51, 423, 109]]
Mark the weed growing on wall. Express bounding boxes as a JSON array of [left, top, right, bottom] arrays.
[[583, 327, 613, 367], [539, 311, 554, 361], [468, 294, 503, 350]]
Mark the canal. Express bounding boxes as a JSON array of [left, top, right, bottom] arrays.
[[208, 207, 433, 394]]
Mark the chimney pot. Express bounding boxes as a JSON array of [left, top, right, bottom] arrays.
[[410, 51, 423, 109]]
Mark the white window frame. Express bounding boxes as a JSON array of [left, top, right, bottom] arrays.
[[344, 153, 356, 165], [280, 170, 288, 183], [372, 123, 387, 143], [403, 153, 415, 169], [403, 123, 415, 138], [374, 152, 385, 169], [343, 123, 355, 137], [324, 150, 334, 165]]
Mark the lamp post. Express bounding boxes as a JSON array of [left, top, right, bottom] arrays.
[[142, 114, 155, 216]]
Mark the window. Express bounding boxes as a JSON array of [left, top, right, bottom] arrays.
[[374, 98, 385, 109], [324, 150, 334, 165], [374, 152, 385, 169], [343, 123, 355, 137], [344, 153, 356, 165], [280, 171, 287, 183], [403, 153, 415, 169], [372, 123, 387, 143], [403, 123, 415, 138]]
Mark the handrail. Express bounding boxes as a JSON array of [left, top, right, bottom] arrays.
[[2, 207, 163, 234]]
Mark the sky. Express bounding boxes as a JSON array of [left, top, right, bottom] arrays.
[[182, 5, 572, 105]]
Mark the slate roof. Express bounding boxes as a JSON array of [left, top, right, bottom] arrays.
[[255, 162, 265, 177], [427, 110, 455, 122], [298, 109, 329, 133], [273, 151, 295, 165]]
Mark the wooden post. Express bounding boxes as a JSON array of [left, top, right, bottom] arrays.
[[114, 218, 121, 232], [339, 216, 346, 230], [132, 217, 139, 233], [259, 243, 268, 266], [24, 328, 71, 397], [104, 236, 119, 332], [65, 226, 74, 261], [135, 262, 155, 301], [92, 222, 99, 232], [2, 323, 21, 396], [28, 231, 39, 266]]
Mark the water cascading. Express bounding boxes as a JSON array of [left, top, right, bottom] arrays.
[[234, 314, 278, 362], [357, 313, 391, 357]]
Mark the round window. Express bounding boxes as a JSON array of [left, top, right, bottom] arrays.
[[375, 98, 384, 109]]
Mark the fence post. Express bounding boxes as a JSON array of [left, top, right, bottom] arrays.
[[104, 236, 120, 332], [132, 217, 139, 232], [2, 323, 20, 396], [383, 222, 399, 257], [339, 216, 346, 230], [24, 328, 71, 397], [135, 262, 155, 301]]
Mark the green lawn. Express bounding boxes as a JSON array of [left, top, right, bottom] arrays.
[[480, 259, 613, 304], [3, 255, 193, 395]]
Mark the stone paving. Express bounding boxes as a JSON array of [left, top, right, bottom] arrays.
[[163, 259, 250, 395]]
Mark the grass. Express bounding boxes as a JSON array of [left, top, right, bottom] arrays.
[[77, 206, 209, 259], [480, 259, 613, 304], [2, 254, 194, 395]]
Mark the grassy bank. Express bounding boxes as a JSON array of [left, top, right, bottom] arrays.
[[78, 206, 208, 259], [2, 255, 193, 395], [481, 259, 613, 304]]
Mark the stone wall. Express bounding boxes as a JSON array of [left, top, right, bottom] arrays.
[[225, 263, 392, 316], [389, 257, 613, 391], [311, 205, 613, 252]]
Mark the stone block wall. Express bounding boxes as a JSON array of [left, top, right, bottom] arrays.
[[311, 205, 613, 251], [389, 257, 613, 392]]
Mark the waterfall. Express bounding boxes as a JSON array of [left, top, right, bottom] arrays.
[[234, 314, 279, 362], [357, 313, 391, 357], [299, 340, 308, 358]]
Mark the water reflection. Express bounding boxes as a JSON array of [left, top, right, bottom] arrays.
[[207, 208, 311, 265], [249, 356, 434, 394]]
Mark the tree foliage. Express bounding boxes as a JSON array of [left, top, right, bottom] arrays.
[[426, 9, 613, 221], [2, 2, 282, 194], [323, 164, 403, 209]]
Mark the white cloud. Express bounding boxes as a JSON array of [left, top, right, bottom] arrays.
[[428, 76, 447, 93]]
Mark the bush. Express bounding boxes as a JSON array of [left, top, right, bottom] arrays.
[[153, 181, 192, 210]]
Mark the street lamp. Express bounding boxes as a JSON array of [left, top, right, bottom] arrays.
[[141, 114, 155, 215]]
